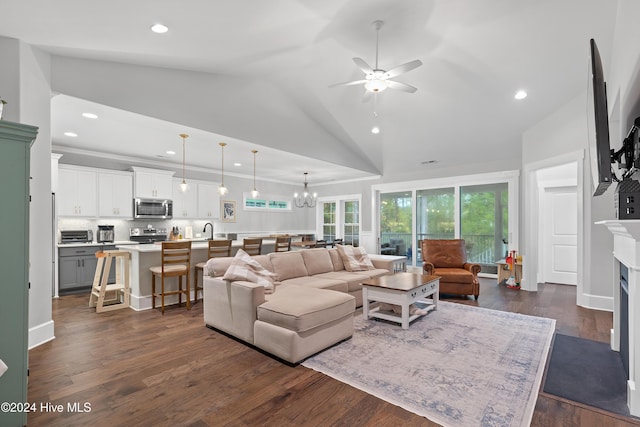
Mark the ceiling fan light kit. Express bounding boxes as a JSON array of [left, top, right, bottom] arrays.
[[330, 20, 422, 95]]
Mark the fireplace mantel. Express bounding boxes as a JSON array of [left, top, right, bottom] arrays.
[[598, 219, 640, 416]]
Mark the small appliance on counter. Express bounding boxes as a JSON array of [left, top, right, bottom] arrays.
[[129, 226, 168, 244], [60, 230, 93, 244], [97, 225, 115, 243]]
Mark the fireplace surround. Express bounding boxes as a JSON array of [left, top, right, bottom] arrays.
[[599, 220, 640, 416]]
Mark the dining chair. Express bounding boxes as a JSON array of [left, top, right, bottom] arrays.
[[274, 236, 292, 252], [314, 239, 327, 248]]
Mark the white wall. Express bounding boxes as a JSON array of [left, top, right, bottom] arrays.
[[0, 37, 54, 347], [49, 56, 378, 176], [522, 92, 614, 305]]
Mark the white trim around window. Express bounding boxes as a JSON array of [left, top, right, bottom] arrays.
[[316, 194, 362, 242], [371, 170, 520, 266]]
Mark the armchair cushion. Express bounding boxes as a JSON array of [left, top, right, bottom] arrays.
[[425, 239, 467, 268], [432, 267, 475, 284]]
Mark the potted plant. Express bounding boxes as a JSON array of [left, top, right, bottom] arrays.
[[0, 96, 6, 120]]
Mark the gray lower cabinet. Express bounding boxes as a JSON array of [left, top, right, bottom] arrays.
[[59, 245, 115, 293]]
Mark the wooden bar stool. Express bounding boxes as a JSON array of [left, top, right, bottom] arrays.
[[194, 239, 232, 302], [89, 250, 130, 313], [274, 236, 291, 252], [242, 238, 263, 255], [150, 241, 192, 315]]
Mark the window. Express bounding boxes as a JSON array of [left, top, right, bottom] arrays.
[[317, 195, 361, 245], [343, 200, 360, 246], [323, 202, 336, 242], [243, 193, 291, 211]]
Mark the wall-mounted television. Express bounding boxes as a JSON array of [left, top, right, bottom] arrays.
[[588, 38, 612, 197]]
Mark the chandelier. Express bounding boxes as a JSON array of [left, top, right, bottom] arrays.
[[294, 172, 317, 208]]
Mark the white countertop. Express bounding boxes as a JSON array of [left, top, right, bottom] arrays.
[[116, 238, 277, 253], [58, 240, 138, 248]]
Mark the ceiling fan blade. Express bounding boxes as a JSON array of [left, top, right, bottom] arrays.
[[328, 80, 367, 88], [386, 80, 418, 93], [352, 57, 374, 75], [383, 59, 423, 79]]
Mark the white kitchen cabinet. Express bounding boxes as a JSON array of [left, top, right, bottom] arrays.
[[132, 167, 174, 199], [58, 165, 98, 217], [98, 171, 133, 218], [197, 182, 220, 219], [172, 178, 198, 218]]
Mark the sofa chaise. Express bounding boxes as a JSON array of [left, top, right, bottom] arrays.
[[202, 247, 396, 363]]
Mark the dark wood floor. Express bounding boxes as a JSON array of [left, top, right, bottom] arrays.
[[27, 279, 639, 426]]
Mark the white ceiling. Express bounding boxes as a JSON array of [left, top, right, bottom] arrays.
[[0, 0, 618, 185]]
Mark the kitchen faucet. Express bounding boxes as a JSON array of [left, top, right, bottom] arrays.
[[203, 222, 214, 240]]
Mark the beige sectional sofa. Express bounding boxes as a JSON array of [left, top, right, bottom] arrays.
[[203, 247, 395, 363]]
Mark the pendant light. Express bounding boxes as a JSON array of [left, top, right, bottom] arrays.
[[294, 172, 317, 208], [250, 149, 259, 198], [179, 133, 189, 192], [218, 142, 228, 195]]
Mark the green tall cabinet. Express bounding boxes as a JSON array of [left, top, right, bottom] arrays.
[[0, 120, 38, 427]]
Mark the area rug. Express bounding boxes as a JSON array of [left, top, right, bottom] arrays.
[[302, 301, 556, 427], [542, 333, 629, 416]]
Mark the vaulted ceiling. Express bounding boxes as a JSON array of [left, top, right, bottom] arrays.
[[0, 0, 617, 184]]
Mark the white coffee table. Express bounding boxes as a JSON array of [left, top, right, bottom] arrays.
[[362, 272, 439, 329]]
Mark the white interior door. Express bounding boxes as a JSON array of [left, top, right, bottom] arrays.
[[543, 186, 578, 285]]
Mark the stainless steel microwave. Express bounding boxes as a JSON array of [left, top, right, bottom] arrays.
[[133, 198, 173, 219]]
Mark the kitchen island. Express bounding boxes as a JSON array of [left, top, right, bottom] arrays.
[[116, 239, 275, 310]]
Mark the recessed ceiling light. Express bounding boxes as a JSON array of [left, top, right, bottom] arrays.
[[371, 126, 380, 134], [233, 162, 242, 167], [151, 23, 169, 34], [64, 132, 78, 137], [166, 150, 176, 155], [514, 90, 527, 100], [82, 112, 98, 119]]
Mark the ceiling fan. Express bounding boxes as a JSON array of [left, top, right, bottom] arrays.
[[330, 20, 422, 96]]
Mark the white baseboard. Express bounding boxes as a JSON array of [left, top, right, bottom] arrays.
[[130, 290, 200, 311], [29, 320, 55, 349], [579, 293, 613, 312]]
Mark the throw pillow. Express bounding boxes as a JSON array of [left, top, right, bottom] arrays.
[[336, 245, 375, 272], [222, 249, 277, 293], [204, 257, 234, 277]]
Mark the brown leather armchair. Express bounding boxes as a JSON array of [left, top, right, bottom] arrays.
[[421, 239, 481, 300]]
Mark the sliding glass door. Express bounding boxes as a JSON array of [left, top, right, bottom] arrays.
[[416, 188, 455, 266], [380, 192, 412, 261], [374, 171, 518, 271], [460, 183, 508, 273]]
